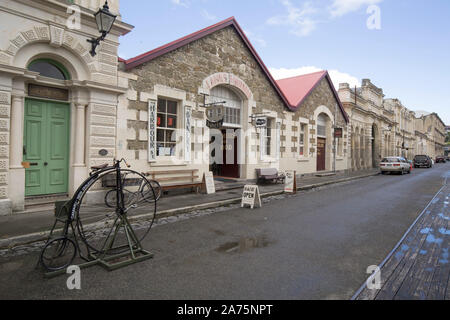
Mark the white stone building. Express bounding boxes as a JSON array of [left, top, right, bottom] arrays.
[[0, 0, 132, 214]]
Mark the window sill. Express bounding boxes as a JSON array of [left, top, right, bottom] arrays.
[[297, 158, 310, 162], [261, 157, 278, 163]]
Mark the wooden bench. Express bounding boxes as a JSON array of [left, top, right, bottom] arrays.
[[256, 168, 285, 185], [144, 169, 203, 193]]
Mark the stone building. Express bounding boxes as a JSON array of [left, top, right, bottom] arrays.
[[276, 71, 350, 174], [384, 98, 416, 160], [338, 79, 394, 169], [0, 0, 131, 214], [339, 78, 447, 167], [117, 18, 350, 183]]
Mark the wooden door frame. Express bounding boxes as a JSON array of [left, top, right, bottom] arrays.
[[317, 137, 326, 172]]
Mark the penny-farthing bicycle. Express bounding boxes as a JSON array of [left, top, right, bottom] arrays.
[[39, 159, 157, 274]]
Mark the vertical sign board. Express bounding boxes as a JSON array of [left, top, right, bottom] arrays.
[[241, 185, 262, 209], [185, 106, 192, 162], [148, 100, 157, 162], [203, 172, 216, 194], [284, 171, 297, 194]]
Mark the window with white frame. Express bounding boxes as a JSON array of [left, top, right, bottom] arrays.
[[299, 123, 308, 157], [157, 98, 178, 157], [265, 119, 272, 156]]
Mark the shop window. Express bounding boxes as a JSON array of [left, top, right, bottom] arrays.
[[157, 98, 178, 157]]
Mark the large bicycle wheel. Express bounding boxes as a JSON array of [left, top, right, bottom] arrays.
[[75, 169, 157, 254], [40, 237, 77, 272]]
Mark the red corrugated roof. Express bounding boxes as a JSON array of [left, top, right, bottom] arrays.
[[277, 71, 349, 122], [276, 71, 327, 107]]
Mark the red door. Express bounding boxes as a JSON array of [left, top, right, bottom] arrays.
[[317, 138, 326, 171], [220, 129, 239, 178]]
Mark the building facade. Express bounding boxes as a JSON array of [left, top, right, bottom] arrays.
[[338, 79, 394, 169], [0, 1, 446, 216], [339, 79, 446, 169], [117, 19, 350, 185], [0, 0, 132, 214]]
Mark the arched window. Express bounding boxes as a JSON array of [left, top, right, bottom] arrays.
[[28, 59, 70, 80]]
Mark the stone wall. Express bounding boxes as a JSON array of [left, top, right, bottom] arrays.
[[124, 26, 287, 157]]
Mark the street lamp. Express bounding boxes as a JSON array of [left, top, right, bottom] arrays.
[[87, 1, 117, 57]]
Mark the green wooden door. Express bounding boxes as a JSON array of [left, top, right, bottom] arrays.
[[24, 99, 70, 197]]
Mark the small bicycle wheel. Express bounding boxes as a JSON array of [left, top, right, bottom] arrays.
[[76, 169, 157, 254], [142, 179, 162, 202], [104, 189, 133, 208], [40, 237, 77, 272]]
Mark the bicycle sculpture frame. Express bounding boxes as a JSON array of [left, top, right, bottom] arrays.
[[39, 159, 160, 277]]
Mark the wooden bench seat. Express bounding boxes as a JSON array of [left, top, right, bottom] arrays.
[[144, 169, 203, 193]]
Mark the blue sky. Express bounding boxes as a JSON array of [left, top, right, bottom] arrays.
[[118, 0, 450, 124]]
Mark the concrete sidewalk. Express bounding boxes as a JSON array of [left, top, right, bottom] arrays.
[[0, 169, 379, 249]]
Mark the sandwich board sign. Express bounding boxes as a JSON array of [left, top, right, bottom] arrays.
[[241, 185, 262, 209], [284, 171, 297, 194], [203, 172, 216, 194]]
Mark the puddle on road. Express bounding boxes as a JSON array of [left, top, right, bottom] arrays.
[[216, 236, 270, 254]]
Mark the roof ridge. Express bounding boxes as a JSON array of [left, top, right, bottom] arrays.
[[122, 17, 235, 65], [276, 70, 326, 82]]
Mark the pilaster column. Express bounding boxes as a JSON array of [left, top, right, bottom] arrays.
[[9, 95, 25, 212], [9, 96, 24, 169], [73, 104, 86, 167]]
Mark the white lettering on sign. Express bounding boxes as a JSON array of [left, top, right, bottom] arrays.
[[241, 185, 262, 209], [148, 99, 157, 162]]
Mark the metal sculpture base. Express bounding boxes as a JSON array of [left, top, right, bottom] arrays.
[[44, 214, 153, 278]]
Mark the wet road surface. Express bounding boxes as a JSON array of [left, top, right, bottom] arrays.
[[0, 163, 449, 299]]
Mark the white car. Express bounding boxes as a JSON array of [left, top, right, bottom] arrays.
[[380, 157, 411, 175]]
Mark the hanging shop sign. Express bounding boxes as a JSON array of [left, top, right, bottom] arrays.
[[206, 119, 224, 129], [255, 117, 268, 128], [241, 185, 262, 209], [334, 128, 343, 138]]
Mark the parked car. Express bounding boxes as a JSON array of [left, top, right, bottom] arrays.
[[380, 157, 411, 175], [414, 155, 433, 168], [435, 156, 446, 163]]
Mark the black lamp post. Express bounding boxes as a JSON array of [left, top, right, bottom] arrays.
[[87, 1, 117, 57]]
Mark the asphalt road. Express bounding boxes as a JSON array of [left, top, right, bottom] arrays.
[[1, 163, 449, 300]]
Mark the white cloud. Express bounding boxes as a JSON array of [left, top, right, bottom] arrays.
[[244, 30, 267, 48], [329, 0, 383, 17], [171, 0, 189, 8], [201, 9, 217, 21], [269, 66, 361, 90], [267, 0, 319, 37]]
